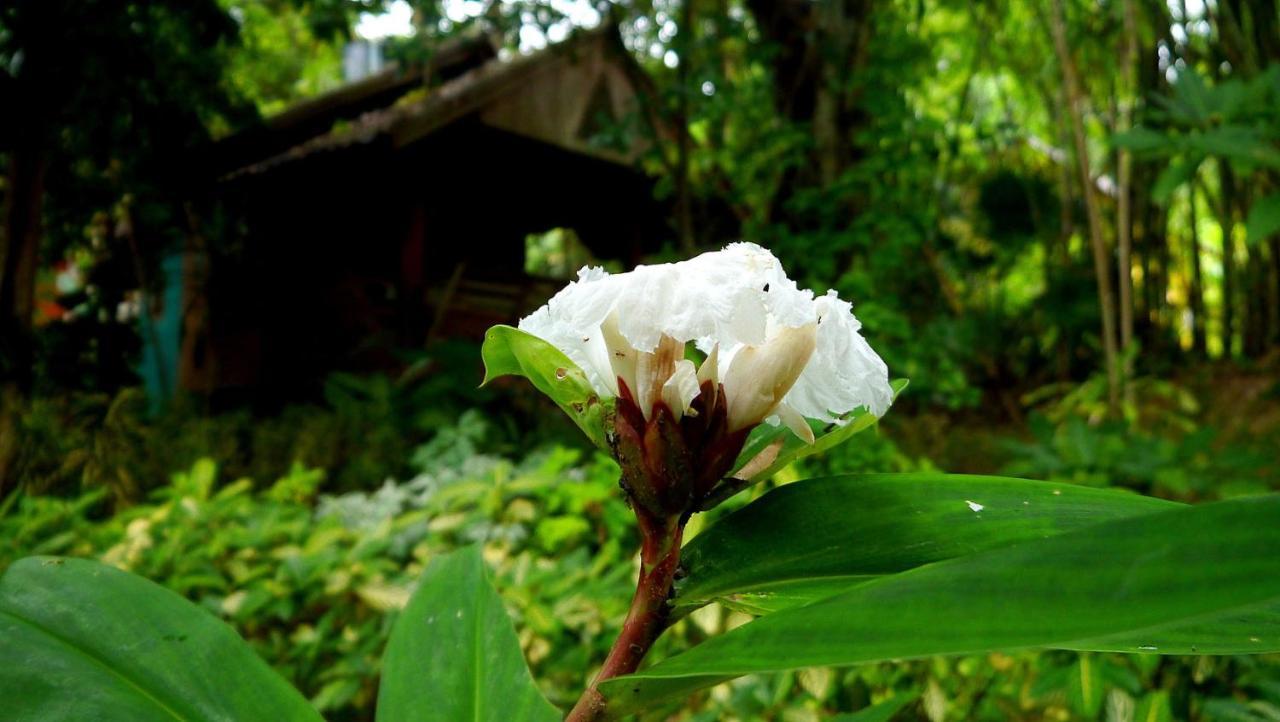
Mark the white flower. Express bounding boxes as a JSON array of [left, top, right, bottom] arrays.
[[518, 243, 892, 442]]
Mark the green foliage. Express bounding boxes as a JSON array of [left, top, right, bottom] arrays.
[[377, 546, 560, 722], [8, 0, 1280, 719], [828, 691, 920, 722], [8, 341, 588, 500], [604, 495, 1280, 714], [219, 0, 345, 116], [0, 422, 634, 719], [0, 557, 321, 722], [8, 382, 430, 499], [676, 473, 1179, 613], [6, 400, 1280, 720], [1002, 415, 1277, 499], [1246, 193, 1280, 245]]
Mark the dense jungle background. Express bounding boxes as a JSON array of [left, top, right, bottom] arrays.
[[2, 0, 1280, 719]]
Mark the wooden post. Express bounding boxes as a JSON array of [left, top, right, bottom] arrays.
[[1047, 0, 1122, 416]]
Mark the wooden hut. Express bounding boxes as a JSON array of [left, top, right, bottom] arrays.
[[180, 25, 669, 401]]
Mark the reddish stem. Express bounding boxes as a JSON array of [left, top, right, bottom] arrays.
[[566, 513, 684, 722]]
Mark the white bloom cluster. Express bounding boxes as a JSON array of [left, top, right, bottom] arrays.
[[519, 243, 892, 442]]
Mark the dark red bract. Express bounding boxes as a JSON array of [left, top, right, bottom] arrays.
[[610, 377, 751, 520]]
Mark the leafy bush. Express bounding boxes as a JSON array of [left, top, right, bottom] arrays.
[[7, 406, 1280, 721], [1, 414, 633, 719]]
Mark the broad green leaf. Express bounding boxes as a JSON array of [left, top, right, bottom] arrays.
[[0, 556, 321, 722], [376, 545, 560, 722], [480, 324, 612, 450], [1111, 127, 1173, 154], [731, 379, 909, 482], [1245, 193, 1280, 244], [829, 690, 919, 721], [710, 576, 878, 616], [1066, 603, 1280, 655], [677, 473, 1180, 609], [603, 495, 1280, 716]]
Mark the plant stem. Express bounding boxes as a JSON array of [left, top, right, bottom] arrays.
[[566, 513, 684, 722]]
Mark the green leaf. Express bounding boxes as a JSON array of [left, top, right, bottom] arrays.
[[1133, 691, 1174, 722], [677, 473, 1180, 609], [1152, 156, 1202, 204], [604, 495, 1280, 716], [1186, 126, 1280, 170], [1167, 67, 1214, 125], [1245, 193, 1280, 244], [0, 556, 321, 722], [708, 577, 877, 616], [480, 325, 612, 450], [1111, 127, 1174, 154], [731, 379, 909, 482], [376, 545, 560, 722], [829, 690, 919, 721], [1068, 655, 1104, 718]]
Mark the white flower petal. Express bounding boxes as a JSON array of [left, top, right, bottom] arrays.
[[635, 335, 683, 420], [696, 344, 719, 386], [517, 244, 891, 429], [662, 359, 700, 420], [599, 312, 633, 397], [784, 290, 893, 421], [518, 305, 614, 396], [722, 324, 817, 431], [771, 401, 816, 444], [520, 243, 814, 359]]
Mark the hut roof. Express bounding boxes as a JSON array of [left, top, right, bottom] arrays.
[[215, 23, 660, 181]]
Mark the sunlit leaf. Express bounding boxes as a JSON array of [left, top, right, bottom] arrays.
[[480, 324, 612, 451], [0, 556, 321, 722], [377, 545, 560, 722], [605, 495, 1280, 716]]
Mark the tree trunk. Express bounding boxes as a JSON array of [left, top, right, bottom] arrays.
[[1269, 236, 1280, 347], [744, 0, 874, 220], [0, 145, 46, 498], [1245, 246, 1267, 356], [1047, 0, 1122, 416], [1, 147, 45, 390], [1188, 184, 1208, 357], [1117, 0, 1139, 392], [1217, 162, 1238, 357]]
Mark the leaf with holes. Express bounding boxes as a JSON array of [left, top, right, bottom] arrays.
[[481, 324, 612, 451]]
